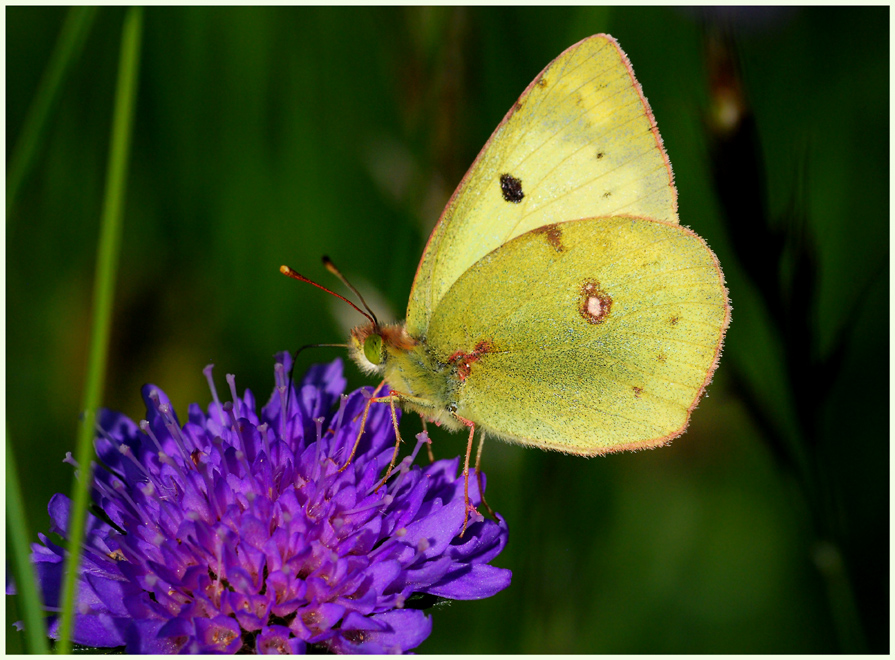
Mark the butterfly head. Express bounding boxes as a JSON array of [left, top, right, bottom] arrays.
[[349, 321, 417, 376]]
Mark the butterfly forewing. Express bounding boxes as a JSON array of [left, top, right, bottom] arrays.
[[407, 34, 678, 336]]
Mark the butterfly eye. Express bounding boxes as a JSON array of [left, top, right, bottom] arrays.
[[363, 334, 384, 365]]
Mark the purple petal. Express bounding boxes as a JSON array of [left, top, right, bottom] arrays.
[[84, 572, 134, 617], [448, 513, 510, 564], [401, 494, 465, 559], [47, 612, 128, 648], [195, 615, 242, 653], [427, 563, 513, 599], [257, 625, 306, 654], [331, 609, 432, 654], [126, 619, 180, 653]]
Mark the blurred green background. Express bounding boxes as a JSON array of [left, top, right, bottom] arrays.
[[6, 6, 888, 654]]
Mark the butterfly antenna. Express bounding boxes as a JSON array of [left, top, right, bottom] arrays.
[[322, 255, 380, 328], [279, 262, 380, 416], [279, 265, 376, 326]]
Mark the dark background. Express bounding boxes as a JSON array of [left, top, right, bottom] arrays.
[[6, 6, 888, 653]]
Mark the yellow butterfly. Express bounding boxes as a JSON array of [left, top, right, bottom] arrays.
[[283, 34, 730, 532]]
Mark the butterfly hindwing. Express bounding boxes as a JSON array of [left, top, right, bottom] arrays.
[[423, 216, 729, 454]]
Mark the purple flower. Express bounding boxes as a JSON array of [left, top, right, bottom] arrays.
[[17, 353, 511, 653]]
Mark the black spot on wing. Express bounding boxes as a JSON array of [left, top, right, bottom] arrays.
[[499, 173, 524, 203]]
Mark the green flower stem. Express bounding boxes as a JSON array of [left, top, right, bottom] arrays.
[[6, 6, 97, 221], [56, 7, 143, 654], [6, 429, 51, 654]]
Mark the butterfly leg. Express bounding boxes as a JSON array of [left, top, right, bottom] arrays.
[[372, 393, 404, 491], [474, 429, 496, 518], [355, 388, 437, 490], [453, 413, 483, 537], [339, 380, 390, 472], [375, 390, 445, 486]]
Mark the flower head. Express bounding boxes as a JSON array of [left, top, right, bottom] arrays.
[[21, 353, 510, 653]]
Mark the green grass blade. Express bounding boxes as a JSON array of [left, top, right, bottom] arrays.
[[6, 6, 97, 221], [55, 7, 143, 654], [6, 429, 52, 654]]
